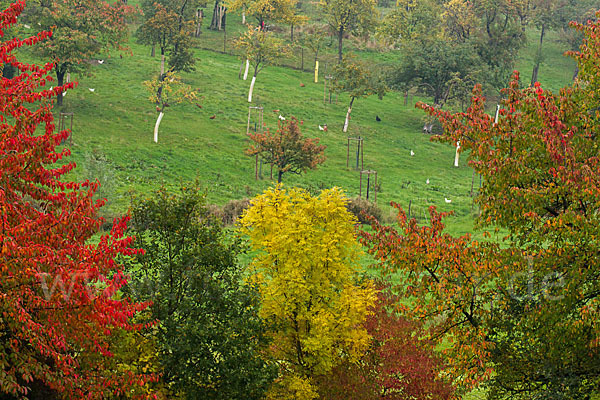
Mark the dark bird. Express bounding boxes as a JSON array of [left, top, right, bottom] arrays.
[[376, 115, 381, 122], [209, 115, 216, 119], [196, 104, 202, 109]]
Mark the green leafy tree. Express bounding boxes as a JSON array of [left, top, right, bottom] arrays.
[[25, 0, 135, 106], [319, 0, 378, 61], [125, 184, 277, 400], [234, 27, 290, 102], [226, 0, 299, 28], [137, 0, 203, 72], [240, 186, 377, 400], [387, 38, 482, 108], [377, 0, 441, 46], [332, 55, 386, 132]]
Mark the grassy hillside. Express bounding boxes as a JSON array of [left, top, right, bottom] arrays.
[[17, 8, 576, 239]]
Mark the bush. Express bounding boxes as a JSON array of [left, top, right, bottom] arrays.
[[208, 198, 251, 226], [346, 197, 383, 224]]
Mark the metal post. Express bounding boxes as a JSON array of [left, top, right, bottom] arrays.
[[359, 172, 362, 198], [346, 138, 350, 168]]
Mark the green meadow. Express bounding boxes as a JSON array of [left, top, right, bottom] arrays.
[[20, 6, 575, 239]]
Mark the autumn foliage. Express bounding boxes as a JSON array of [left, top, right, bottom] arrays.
[[360, 10, 600, 399], [240, 186, 376, 399], [316, 287, 455, 400], [246, 117, 326, 183], [0, 2, 154, 398]]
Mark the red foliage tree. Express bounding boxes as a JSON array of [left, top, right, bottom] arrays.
[[316, 287, 455, 400], [246, 116, 326, 183], [0, 2, 155, 398]]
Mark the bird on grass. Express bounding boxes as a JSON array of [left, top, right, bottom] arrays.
[[410, 150, 415, 156], [88, 88, 95, 92], [279, 115, 286, 121], [376, 115, 381, 122], [98, 60, 105, 64], [209, 115, 216, 119], [426, 178, 430, 184], [445, 198, 452, 203]]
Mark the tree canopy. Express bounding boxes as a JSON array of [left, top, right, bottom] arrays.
[[25, 0, 135, 105], [240, 186, 376, 400], [0, 3, 154, 397], [362, 11, 600, 398], [125, 185, 276, 399]]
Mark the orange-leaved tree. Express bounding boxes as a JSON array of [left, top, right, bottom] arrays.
[[0, 2, 155, 398], [315, 285, 456, 400], [246, 116, 326, 183], [362, 12, 600, 399]]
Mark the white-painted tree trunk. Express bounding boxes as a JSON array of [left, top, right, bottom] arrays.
[[154, 112, 164, 143], [248, 76, 256, 102], [343, 106, 352, 132], [494, 104, 500, 124], [314, 60, 319, 83], [454, 141, 460, 167], [242, 12, 246, 24], [243, 60, 250, 80]]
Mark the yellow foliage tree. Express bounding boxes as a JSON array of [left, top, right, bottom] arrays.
[[226, 0, 299, 27], [240, 186, 376, 399]]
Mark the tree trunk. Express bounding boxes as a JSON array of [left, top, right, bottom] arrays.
[[243, 59, 250, 80], [277, 169, 283, 183], [154, 112, 165, 143], [530, 24, 545, 87], [291, 24, 294, 41], [337, 29, 344, 62], [209, 0, 226, 30], [195, 9, 203, 37], [151, 44, 156, 57], [242, 11, 246, 24], [343, 97, 354, 132], [454, 141, 460, 167], [314, 60, 319, 83], [248, 72, 257, 102], [56, 66, 66, 107]]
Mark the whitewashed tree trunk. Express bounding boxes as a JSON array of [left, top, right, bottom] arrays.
[[242, 12, 246, 24], [494, 104, 500, 124], [243, 60, 250, 80], [154, 112, 164, 143], [314, 60, 319, 83], [248, 75, 256, 102], [343, 106, 352, 132], [343, 97, 355, 132], [454, 141, 460, 167]]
